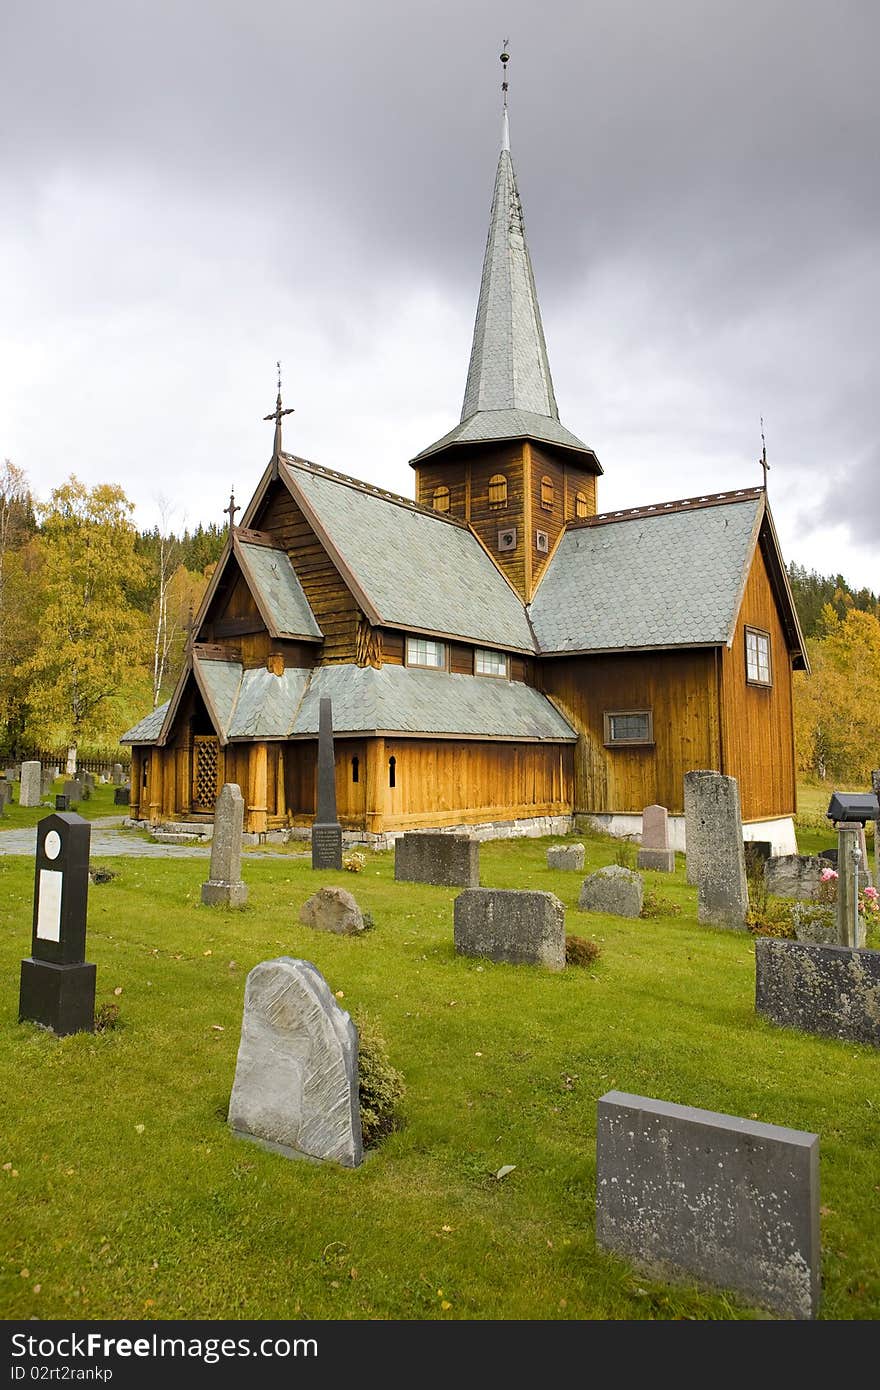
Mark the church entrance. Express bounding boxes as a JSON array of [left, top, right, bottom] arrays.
[[192, 735, 221, 812]]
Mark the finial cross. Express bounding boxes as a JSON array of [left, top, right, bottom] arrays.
[[264, 360, 294, 455], [759, 416, 770, 491], [224, 490, 240, 531]]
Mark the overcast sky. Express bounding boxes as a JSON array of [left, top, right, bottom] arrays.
[[2, 0, 877, 590]]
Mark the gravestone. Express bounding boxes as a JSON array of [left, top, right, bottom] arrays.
[[19, 813, 96, 1036], [683, 770, 711, 886], [113, 786, 130, 806], [63, 780, 82, 804], [228, 957, 362, 1167], [0, 778, 10, 814], [791, 902, 864, 947], [546, 843, 585, 871], [4, 766, 16, 782], [299, 886, 366, 936], [394, 832, 480, 888], [66, 747, 77, 776], [453, 888, 565, 970], [764, 855, 834, 900], [112, 763, 124, 785], [578, 865, 643, 919], [82, 771, 96, 790], [311, 697, 342, 871], [595, 1090, 820, 1320], [637, 804, 675, 872], [201, 783, 248, 907], [756, 938, 880, 1046], [685, 771, 749, 930], [55, 794, 69, 811], [41, 770, 54, 797], [19, 760, 42, 808]]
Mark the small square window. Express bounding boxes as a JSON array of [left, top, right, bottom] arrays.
[[603, 710, 653, 746], [474, 648, 508, 677], [406, 637, 446, 669], [745, 627, 772, 686]]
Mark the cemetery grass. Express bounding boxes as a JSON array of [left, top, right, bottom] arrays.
[[0, 780, 123, 830], [1, 835, 879, 1322]]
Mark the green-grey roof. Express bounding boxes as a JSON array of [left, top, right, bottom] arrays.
[[284, 461, 535, 652], [411, 408, 596, 463], [227, 666, 311, 739], [237, 540, 322, 640], [529, 497, 763, 654], [195, 657, 242, 737], [120, 700, 170, 744]]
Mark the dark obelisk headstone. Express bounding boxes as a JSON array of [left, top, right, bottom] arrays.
[[312, 697, 343, 870], [19, 812, 96, 1036]]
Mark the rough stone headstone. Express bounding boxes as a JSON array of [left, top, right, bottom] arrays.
[[19, 760, 42, 808], [763, 855, 835, 901], [756, 938, 879, 1046], [201, 782, 248, 907], [4, 766, 16, 782], [311, 696, 343, 871], [453, 888, 565, 970], [299, 886, 366, 936], [685, 771, 749, 930], [684, 770, 711, 885], [228, 956, 362, 1167], [637, 804, 675, 872], [63, 780, 82, 804], [578, 865, 643, 918], [546, 843, 585, 871], [82, 771, 96, 790], [113, 786, 130, 806], [41, 770, 54, 797], [394, 831, 480, 888], [595, 1090, 820, 1320], [19, 812, 96, 1036], [0, 778, 10, 814], [112, 763, 124, 785], [791, 902, 864, 947]]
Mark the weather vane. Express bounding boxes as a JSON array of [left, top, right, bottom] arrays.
[[759, 416, 770, 491], [500, 41, 510, 107], [264, 360, 295, 455]]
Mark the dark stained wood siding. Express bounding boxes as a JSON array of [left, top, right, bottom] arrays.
[[720, 542, 797, 820], [379, 629, 405, 665]]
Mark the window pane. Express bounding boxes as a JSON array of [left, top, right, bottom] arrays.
[[609, 712, 650, 742], [407, 637, 445, 668], [475, 648, 507, 676], [746, 629, 771, 683]]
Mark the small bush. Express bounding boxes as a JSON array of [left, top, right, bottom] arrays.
[[94, 1003, 120, 1032], [565, 934, 601, 967], [343, 851, 366, 872], [89, 865, 117, 884], [640, 891, 682, 920], [356, 1015, 405, 1148], [613, 839, 636, 868], [746, 899, 796, 938]]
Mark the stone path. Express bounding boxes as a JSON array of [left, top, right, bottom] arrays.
[[0, 817, 298, 860]]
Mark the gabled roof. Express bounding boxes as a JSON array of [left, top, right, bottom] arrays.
[[235, 537, 322, 641], [281, 458, 536, 653], [410, 408, 600, 467]]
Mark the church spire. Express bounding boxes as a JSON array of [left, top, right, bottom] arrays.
[[460, 47, 559, 423]]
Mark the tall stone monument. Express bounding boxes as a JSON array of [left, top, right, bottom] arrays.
[[685, 770, 749, 930], [312, 697, 342, 870], [19, 812, 96, 1036], [201, 783, 248, 907], [19, 760, 42, 808]]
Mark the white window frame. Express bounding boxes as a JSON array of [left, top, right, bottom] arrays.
[[745, 626, 772, 687], [474, 648, 508, 678], [603, 710, 654, 747], [406, 637, 446, 670]]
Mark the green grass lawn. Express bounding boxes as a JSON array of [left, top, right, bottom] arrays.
[[0, 779, 124, 829], [1, 825, 879, 1322]]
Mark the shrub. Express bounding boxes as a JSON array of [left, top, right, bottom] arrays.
[[613, 839, 636, 868], [343, 851, 366, 873], [640, 891, 682, 920], [746, 898, 796, 938], [94, 1003, 120, 1032], [356, 1015, 405, 1148], [565, 934, 601, 967]]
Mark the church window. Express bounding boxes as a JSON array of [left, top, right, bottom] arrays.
[[575, 490, 589, 518], [432, 486, 450, 513], [388, 755, 396, 788], [475, 648, 508, 677], [603, 710, 654, 746], [540, 476, 555, 510], [406, 637, 446, 669], [351, 756, 359, 783], [745, 627, 772, 686], [488, 473, 508, 508]]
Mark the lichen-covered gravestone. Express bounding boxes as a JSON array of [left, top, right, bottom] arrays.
[[684, 771, 749, 930], [394, 831, 479, 887], [764, 855, 834, 900], [578, 865, 643, 918], [19, 760, 42, 808], [201, 782, 248, 907], [637, 804, 675, 872], [755, 939, 880, 1045], [546, 843, 585, 871], [228, 957, 362, 1167], [453, 888, 566, 970], [299, 886, 366, 936]]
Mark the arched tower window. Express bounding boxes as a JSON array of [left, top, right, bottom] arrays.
[[488, 473, 508, 508], [388, 755, 396, 788], [432, 486, 450, 513], [575, 490, 589, 518], [540, 476, 555, 510]]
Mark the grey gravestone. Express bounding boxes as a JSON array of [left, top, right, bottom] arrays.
[[578, 865, 643, 918], [299, 886, 366, 936], [201, 782, 248, 907], [312, 697, 342, 871], [684, 770, 712, 886], [685, 771, 749, 930], [394, 832, 480, 888], [83, 771, 96, 790], [228, 957, 362, 1167], [19, 760, 42, 808], [791, 902, 865, 947], [113, 786, 130, 806], [0, 778, 10, 813], [637, 803, 675, 872], [19, 813, 96, 1036], [453, 888, 565, 970], [546, 843, 585, 871], [41, 770, 54, 797], [764, 855, 835, 900], [112, 763, 124, 785], [63, 780, 82, 804], [595, 1090, 820, 1319], [756, 938, 880, 1046]]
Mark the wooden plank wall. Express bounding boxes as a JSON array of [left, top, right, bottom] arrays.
[[720, 543, 797, 820], [542, 650, 719, 814], [529, 446, 598, 590], [382, 738, 573, 829], [284, 738, 367, 829]]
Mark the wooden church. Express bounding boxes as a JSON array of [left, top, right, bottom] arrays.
[[122, 96, 808, 853]]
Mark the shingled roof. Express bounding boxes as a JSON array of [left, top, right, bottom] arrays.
[[235, 538, 322, 641]]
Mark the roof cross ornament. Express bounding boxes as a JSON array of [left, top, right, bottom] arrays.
[[264, 360, 295, 457], [759, 416, 770, 492], [500, 41, 510, 151], [224, 489, 240, 531]]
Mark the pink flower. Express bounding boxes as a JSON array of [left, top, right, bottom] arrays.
[[863, 886, 878, 900], [819, 868, 838, 883]]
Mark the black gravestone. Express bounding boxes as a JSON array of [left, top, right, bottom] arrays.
[[19, 812, 96, 1036], [113, 786, 130, 806], [311, 696, 343, 870], [55, 793, 69, 811]]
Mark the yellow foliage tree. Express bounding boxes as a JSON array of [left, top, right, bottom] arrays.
[[794, 604, 880, 782]]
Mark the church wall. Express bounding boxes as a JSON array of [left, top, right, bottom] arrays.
[[541, 649, 721, 816], [719, 543, 797, 821]]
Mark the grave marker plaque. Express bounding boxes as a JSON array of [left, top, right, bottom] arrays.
[[19, 812, 96, 1035]]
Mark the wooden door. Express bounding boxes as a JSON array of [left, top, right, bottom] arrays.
[[192, 735, 220, 812]]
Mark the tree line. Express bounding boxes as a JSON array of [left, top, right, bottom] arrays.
[[1, 460, 877, 784]]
